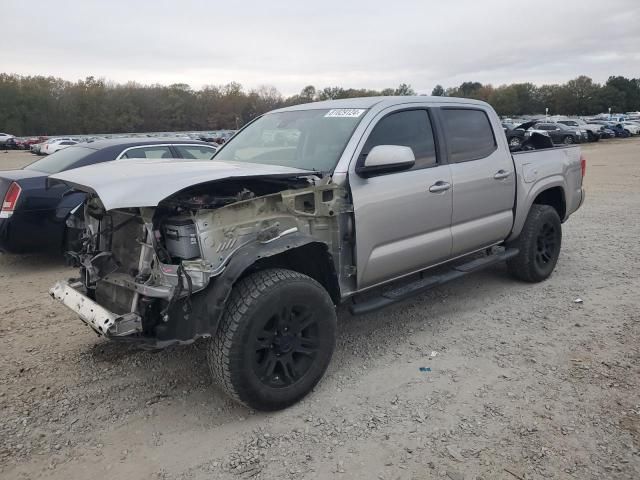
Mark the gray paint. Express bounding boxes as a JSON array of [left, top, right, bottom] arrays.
[[51, 158, 311, 211]]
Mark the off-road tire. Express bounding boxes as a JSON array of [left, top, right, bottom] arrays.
[[507, 205, 562, 283], [207, 268, 336, 411]]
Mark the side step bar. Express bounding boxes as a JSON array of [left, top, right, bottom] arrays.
[[349, 248, 519, 315]]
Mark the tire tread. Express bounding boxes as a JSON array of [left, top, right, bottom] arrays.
[[507, 204, 561, 283], [207, 268, 332, 409]]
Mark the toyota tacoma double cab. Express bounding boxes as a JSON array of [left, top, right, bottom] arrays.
[[49, 96, 585, 410]]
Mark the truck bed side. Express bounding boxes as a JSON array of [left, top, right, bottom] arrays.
[[509, 145, 584, 241]]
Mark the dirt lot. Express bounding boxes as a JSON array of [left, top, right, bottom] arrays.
[[1, 141, 639, 480]]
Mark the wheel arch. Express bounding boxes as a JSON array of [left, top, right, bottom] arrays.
[[532, 186, 566, 221], [508, 178, 567, 242], [247, 242, 341, 304], [177, 235, 340, 343]]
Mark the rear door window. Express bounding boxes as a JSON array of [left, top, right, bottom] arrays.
[[173, 144, 217, 160], [360, 109, 437, 170], [120, 146, 173, 159], [440, 108, 496, 163]]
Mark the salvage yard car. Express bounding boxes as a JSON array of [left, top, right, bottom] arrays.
[[0, 132, 15, 146], [0, 138, 218, 253], [529, 122, 588, 144], [49, 97, 585, 411], [42, 138, 79, 154], [556, 119, 601, 142]]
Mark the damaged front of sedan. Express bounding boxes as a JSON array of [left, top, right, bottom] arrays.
[[49, 104, 368, 410]]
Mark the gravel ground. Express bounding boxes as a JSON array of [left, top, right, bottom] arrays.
[[0, 141, 639, 480]]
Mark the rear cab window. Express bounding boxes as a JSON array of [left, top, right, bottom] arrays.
[[440, 108, 496, 163]]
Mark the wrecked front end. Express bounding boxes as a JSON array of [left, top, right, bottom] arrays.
[[51, 176, 350, 348]]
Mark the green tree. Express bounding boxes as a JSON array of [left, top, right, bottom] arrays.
[[431, 85, 445, 96], [393, 83, 415, 96]]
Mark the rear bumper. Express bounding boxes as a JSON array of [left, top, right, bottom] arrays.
[[0, 209, 65, 254], [0, 217, 18, 253], [49, 281, 142, 337]]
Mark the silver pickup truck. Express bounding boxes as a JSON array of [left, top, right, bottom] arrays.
[[50, 96, 585, 410]]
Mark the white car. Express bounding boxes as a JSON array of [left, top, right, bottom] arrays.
[[42, 139, 78, 155], [620, 122, 640, 135], [0, 132, 15, 146]]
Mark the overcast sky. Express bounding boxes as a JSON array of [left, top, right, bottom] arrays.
[[3, 0, 639, 95]]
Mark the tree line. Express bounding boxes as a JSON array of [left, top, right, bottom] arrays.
[[0, 73, 638, 136], [432, 75, 640, 117]]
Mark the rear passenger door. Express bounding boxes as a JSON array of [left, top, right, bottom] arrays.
[[439, 108, 515, 256], [349, 107, 453, 288]]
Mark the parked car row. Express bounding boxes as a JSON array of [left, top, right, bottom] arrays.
[[502, 117, 640, 150], [1, 130, 236, 155], [3, 136, 46, 150]]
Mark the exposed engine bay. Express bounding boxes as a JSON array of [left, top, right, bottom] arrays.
[[51, 174, 354, 347]]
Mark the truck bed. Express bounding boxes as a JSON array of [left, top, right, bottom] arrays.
[[509, 145, 584, 240]]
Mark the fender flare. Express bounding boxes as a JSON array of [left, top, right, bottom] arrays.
[[508, 176, 567, 242]]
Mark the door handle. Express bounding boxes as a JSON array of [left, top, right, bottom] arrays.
[[428, 181, 451, 193], [494, 170, 511, 180]]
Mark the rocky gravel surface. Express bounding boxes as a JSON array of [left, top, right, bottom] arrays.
[[1, 141, 639, 479]]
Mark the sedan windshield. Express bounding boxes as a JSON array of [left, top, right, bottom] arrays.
[[213, 108, 366, 172], [24, 146, 95, 174]]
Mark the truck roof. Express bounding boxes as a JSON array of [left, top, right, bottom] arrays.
[[272, 95, 490, 113]]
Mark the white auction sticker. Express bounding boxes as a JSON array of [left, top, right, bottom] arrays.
[[324, 109, 366, 118]]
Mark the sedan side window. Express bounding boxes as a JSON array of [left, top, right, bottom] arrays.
[[174, 145, 217, 160], [121, 146, 173, 159], [360, 109, 437, 170]]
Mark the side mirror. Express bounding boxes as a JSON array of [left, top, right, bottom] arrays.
[[356, 145, 415, 177]]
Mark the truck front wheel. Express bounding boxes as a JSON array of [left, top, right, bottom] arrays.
[[207, 268, 336, 411], [507, 205, 562, 282]]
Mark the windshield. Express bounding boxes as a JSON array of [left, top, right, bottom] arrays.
[[25, 146, 94, 174], [213, 108, 366, 172]]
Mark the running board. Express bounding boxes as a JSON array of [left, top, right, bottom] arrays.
[[349, 248, 519, 315]]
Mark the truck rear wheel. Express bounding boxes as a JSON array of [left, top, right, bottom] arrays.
[[207, 268, 336, 411], [507, 205, 562, 282]]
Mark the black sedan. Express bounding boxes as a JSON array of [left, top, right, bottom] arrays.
[[502, 123, 528, 150], [0, 138, 217, 254], [528, 122, 587, 145]]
